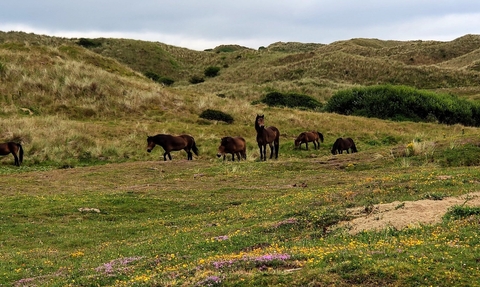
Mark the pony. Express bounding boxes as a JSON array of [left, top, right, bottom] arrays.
[[147, 134, 199, 161], [217, 136, 247, 161], [255, 114, 280, 161], [0, 142, 24, 166], [331, 137, 358, 155], [294, 131, 324, 150]]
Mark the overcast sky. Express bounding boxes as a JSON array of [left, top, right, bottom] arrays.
[[1, 1, 479, 51]]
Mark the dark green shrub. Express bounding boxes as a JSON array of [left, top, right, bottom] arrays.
[[144, 72, 174, 86], [204, 66, 220, 77], [77, 38, 101, 48], [325, 85, 480, 127], [144, 71, 160, 82], [189, 75, 205, 84], [199, 109, 234, 124], [261, 92, 322, 110], [159, 77, 174, 86]]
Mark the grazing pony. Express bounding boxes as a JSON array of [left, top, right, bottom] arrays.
[[331, 137, 358, 155], [147, 134, 199, 161], [217, 136, 247, 161], [294, 131, 324, 150], [0, 142, 24, 166], [255, 114, 280, 161]]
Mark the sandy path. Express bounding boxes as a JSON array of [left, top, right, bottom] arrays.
[[339, 191, 480, 234]]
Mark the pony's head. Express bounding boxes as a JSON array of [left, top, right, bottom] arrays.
[[255, 114, 265, 128], [146, 136, 155, 152], [294, 133, 305, 148]]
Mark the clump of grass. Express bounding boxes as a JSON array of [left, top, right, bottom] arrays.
[[444, 205, 480, 220]]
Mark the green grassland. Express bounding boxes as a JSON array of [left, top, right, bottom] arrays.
[[1, 31, 480, 286]]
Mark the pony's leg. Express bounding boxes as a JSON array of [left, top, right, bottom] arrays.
[[163, 152, 168, 161], [231, 153, 235, 161], [275, 141, 279, 159], [269, 143, 274, 159], [305, 142, 309, 150], [13, 153, 19, 166], [258, 145, 264, 161]]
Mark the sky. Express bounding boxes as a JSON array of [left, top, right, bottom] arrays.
[[1, 1, 479, 51]]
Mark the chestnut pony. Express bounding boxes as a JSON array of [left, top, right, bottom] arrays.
[[0, 142, 24, 166], [217, 136, 246, 161], [255, 115, 280, 161], [294, 131, 324, 150], [147, 134, 198, 161], [331, 137, 358, 155]]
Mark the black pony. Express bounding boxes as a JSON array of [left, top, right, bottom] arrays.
[[147, 134, 199, 161], [0, 142, 24, 166], [331, 138, 357, 155], [255, 115, 280, 161]]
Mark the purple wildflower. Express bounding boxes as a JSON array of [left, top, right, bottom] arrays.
[[195, 275, 222, 286], [213, 235, 229, 241], [95, 256, 143, 275]]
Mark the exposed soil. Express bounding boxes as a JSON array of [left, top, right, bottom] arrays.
[[338, 191, 480, 234]]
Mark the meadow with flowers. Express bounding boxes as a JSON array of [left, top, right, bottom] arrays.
[[2, 149, 480, 286]]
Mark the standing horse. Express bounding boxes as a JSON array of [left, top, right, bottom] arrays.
[[294, 131, 324, 150], [217, 136, 247, 161], [331, 137, 358, 155], [147, 134, 199, 161], [255, 114, 280, 161], [0, 142, 24, 166]]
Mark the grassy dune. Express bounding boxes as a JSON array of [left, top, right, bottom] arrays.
[[1, 31, 480, 286]]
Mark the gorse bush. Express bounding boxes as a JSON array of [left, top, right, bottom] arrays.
[[199, 109, 234, 123], [324, 85, 480, 126], [260, 92, 322, 110]]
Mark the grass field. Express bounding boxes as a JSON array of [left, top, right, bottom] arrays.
[[1, 156, 480, 286]]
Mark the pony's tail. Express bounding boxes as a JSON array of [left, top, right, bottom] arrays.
[[351, 142, 358, 153], [317, 132, 324, 143], [192, 139, 199, 156], [18, 143, 24, 164]]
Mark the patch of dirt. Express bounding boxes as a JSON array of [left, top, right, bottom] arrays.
[[337, 191, 480, 234]]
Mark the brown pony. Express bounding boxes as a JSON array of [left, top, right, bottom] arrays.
[[255, 114, 280, 161], [331, 137, 358, 155], [294, 131, 324, 150], [147, 134, 199, 161], [0, 142, 24, 166], [217, 136, 246, 161]]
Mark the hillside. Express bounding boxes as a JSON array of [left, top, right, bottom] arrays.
[[2, 31, 480, 286]]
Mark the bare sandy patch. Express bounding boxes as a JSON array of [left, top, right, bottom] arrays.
[[338, 191, 480, 234]]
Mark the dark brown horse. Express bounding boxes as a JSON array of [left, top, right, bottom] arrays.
[[331, 137, 358, 155], [147, 134, 199, 161], [217, 136, 247, 161], [0, 142, 24, 166], [255, 114, 280, 161], [294, 131, 324, 150]]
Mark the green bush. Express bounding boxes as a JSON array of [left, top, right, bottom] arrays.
[[199, 109, 234, 124], [325, 85, 480, 126], [144, 72, 175, 86], [204, 66, 220, 77], [189, 75, 205, 84], [144, 71, 160, 82], [76, 38, 101, 48], [261, 92, 322, 110]]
